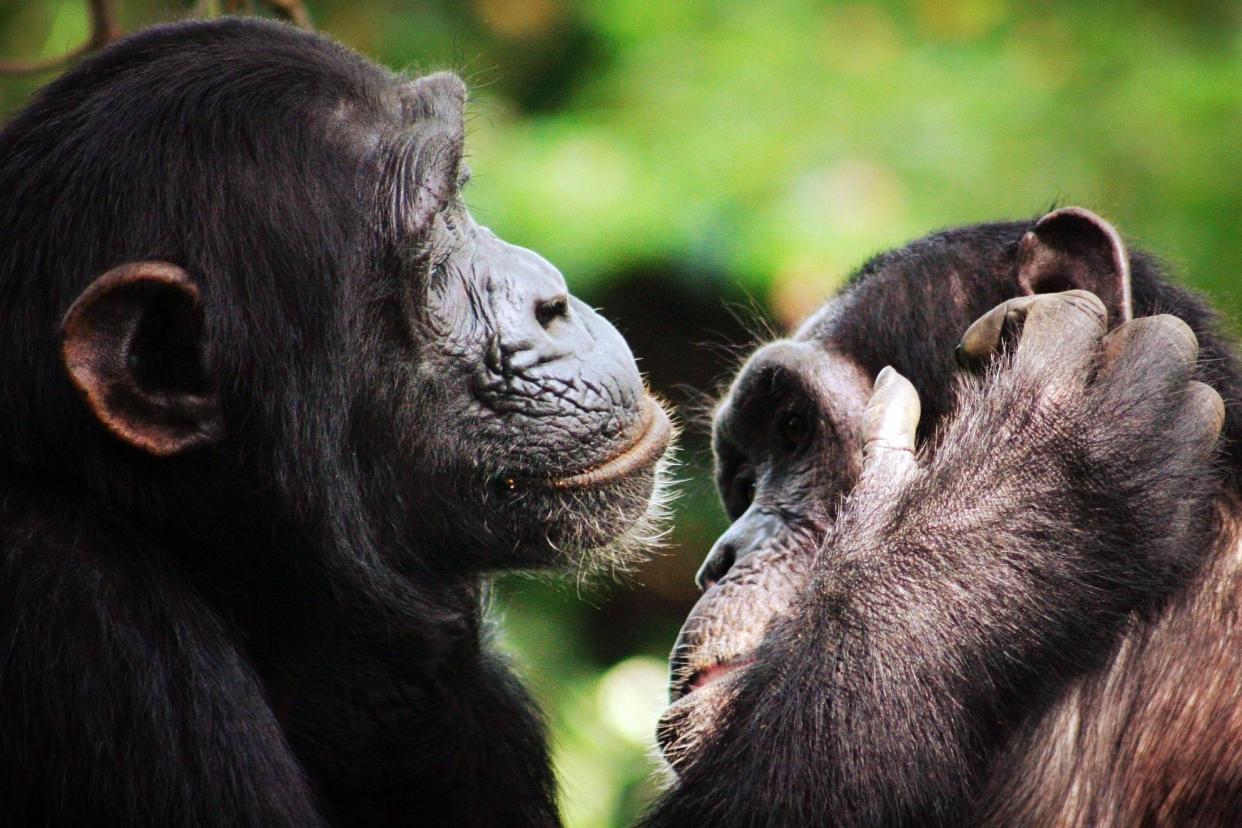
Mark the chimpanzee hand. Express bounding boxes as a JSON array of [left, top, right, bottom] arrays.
[[855, 288, 1223, 600]]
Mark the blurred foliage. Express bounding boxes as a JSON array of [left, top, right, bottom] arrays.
[[2, 1, 1241, 825]]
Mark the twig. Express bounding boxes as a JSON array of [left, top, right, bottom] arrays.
[[261, 0, 311, 28], [0, 0, 122, 76]]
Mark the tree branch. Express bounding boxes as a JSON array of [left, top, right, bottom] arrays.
[[0, 0, 121, 76]]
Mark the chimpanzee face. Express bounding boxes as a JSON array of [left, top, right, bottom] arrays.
[[356, 75, 673, 572], [657, 335, 873, 766], [388, 174, 673, 571]]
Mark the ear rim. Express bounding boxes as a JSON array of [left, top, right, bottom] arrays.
[[61, 261, 223, 458], [1017, 206, 1133, 326], [398, 72, 467, 233]]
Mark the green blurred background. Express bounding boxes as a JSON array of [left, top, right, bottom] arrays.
[[2, 1, 1240, 824]]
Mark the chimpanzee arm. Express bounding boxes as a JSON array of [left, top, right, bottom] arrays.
[[646, 291, 1224, 826], [0, 508, 325, 827]]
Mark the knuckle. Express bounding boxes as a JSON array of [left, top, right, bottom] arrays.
[[959, 303, 1009, 361], [1185, 380, 1226, 438], [1030, 290, 1107, 332], [1146, 314, 1199, 363], [1104, 315, 1199, 372]]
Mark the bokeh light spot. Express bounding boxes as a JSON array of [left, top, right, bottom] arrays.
[[596, 655, 669, 747]]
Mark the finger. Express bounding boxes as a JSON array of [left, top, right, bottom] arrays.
[[1182, 380, 1226, 448], [1098, 314, 1199, 382], [957, 294, 1042, 369], [957, 291, 1107, 375], [862, 366, 921, 476]]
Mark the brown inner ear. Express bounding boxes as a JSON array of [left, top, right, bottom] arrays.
[[61, 261, 222, 457], [1017, 206, 1133, 327]]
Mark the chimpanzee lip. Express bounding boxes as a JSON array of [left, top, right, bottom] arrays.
[[658, 654, 752, 764], [669, 647, 755, 703], [682, 657, 752, 698], [545, 396, 672, 490]]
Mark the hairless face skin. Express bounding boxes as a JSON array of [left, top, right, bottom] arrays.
[[661, 341, 873, 741]]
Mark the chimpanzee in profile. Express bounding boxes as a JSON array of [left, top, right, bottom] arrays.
[[650, 207, 1242, 825], [0, 19, 674, 826]]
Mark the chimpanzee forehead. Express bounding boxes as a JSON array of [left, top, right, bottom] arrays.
[[791, 296, 846, 344]]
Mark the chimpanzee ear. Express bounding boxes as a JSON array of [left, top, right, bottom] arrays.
[[61, 261, 223, 457], [400, 72, 467, 231], [1017, 207, 1133, 326]]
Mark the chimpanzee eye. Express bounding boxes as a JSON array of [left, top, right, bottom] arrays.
[[731, 469, 756, 515], [778, 411, 813, 453]]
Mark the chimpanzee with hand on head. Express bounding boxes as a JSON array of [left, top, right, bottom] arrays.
[[652, 208, 1242, 826], [0, 19, 673, 827]]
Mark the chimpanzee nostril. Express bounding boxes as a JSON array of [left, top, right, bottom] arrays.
[[696, 542, 737, 592], [535, 295, 570, 330]]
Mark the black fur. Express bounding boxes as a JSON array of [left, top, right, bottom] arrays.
[[0, 19, 667, 826], [648, 219, 1242, 825]]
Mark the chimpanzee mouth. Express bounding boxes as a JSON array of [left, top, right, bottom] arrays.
[[489, 397, 672, 498], [658, 544, 814, 765], [548, 396, 672, 490], [673, 656, 754, 702], [657, 650, 754, 768], [484, 395, 676, 573]]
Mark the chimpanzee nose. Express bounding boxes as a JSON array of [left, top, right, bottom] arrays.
[[510, 245, 572, 334], [534, 293, 571, 330], [480, 229, 599, 372], [695, 507, 784, 591], [695, 539, 736, 592]]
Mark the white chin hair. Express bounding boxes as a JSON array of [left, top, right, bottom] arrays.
[[560, 445, 680, 587]]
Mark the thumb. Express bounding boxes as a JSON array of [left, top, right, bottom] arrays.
[[861, 366, 921, 478]]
